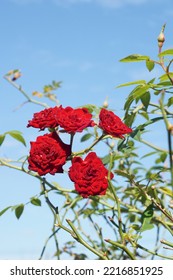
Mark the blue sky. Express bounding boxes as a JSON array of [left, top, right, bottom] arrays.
[[1, 0, 173, 259]]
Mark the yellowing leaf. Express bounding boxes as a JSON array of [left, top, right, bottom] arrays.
[[32, 91, 43, 98]]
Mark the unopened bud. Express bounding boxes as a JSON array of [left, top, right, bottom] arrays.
[[157, 23, 166, 49], [103, 97, 109, 108], [168, 123, 173, 135], [12, 71, 22, 81], [158, 33, 165, 47]]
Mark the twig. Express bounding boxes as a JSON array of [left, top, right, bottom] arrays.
[[4, 75, 49, 108]]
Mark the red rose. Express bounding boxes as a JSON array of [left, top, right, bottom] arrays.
[[55, 105, 95, 133], [99, 108, 132, 138], [27, 106, 61, 130], [68, 152, 113, 198], [28, 132, 71, 176]]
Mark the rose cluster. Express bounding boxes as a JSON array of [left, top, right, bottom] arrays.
[[27, 105, 132, 198]]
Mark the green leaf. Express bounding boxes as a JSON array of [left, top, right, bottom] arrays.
[[80, 133, 92, 142], [0, 206, 11, 217], [159, 187, 173, 197], [114, 170, 135, 181], [120, 54, 150, 63], [159, 72, 173, 82], [7, 130, 26, 146], [142, 204, 154, 219], [133, 85, 150, 99], [130, 129, 142, 141], [52, 80, 62, 89], [157, 81, 173, 88], [146, 60, 155, 72], [140, 92, 150, 109], [15, 204, 24, 219], [81, 104, 98, 113], [134, 117, 164, 133], [0, 134, 5, 146], [124, 112, 136, 127], [141, 151, 157, 159], [140, 204, 154, 232], [101, 154, 111, 165], [139, 111, 150, 120], [117, 80, 146, 88], [160, 152, 167, 162], [124, 85, 149, 113], [168, 97, 173, 107], [158, 49, 173, 57], [30, 197, 41, 206], [155, 152, 167, 164], [140, 222, 154, 232]]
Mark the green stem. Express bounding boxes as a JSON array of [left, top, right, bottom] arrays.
[[160, 239, 173, 249], [39, 227, 60, 260], [66, 219, 109, 260], [151, 197, 173, 223], [137, 243, 173, 259], [108, 180, 124, 242], [167, 129, 173, 188], [159, 92, 173, 189], [0, 158, 74, 193], [105, 239, 136, 260], [70, 133, 75, 150], [159, 91, 170, 130], [108, 153, 125, 242], [139, 139, 168, 153], [72, 134, 105, 156]]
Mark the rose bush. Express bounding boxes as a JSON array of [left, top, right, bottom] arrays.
[[1, 25, 173, 260], [68, 152, 114, 198]]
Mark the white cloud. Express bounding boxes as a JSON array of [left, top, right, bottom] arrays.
[[9, 0, 151, 7], [53, 0, 149, 8], [96, 0, 148, 8]]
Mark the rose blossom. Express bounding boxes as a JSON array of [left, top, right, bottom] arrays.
[[55, 105, 95, 133], [68, 152, 114, 198], [99, 108, 132, 138], [28, 132, 71, 176], [27, 106, 61, 130]]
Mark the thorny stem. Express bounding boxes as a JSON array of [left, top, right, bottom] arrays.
[[39, 227, 60, 260], [136, 243, 173, 260], [0, 159, 74, 193], [66, 219, 109, 260], [108, 152, 125, 243], [167, 129, 173, 189], [108, 182, 124, 242], [151, 198, 173, 224], [41, 180, 77, 250], [159, 92, 173, 189], [159, 91, 170, 130], [139, 139, 168, 153], [160, 239, 173, 249], [41, 177, 109, 259], [105, 239, 136, 260], [72, 134, 105, 156], [135, 180, 173, 223], [4, 75, 49, 108]]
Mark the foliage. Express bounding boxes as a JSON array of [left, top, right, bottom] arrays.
[[0, 24, 173, 260]]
